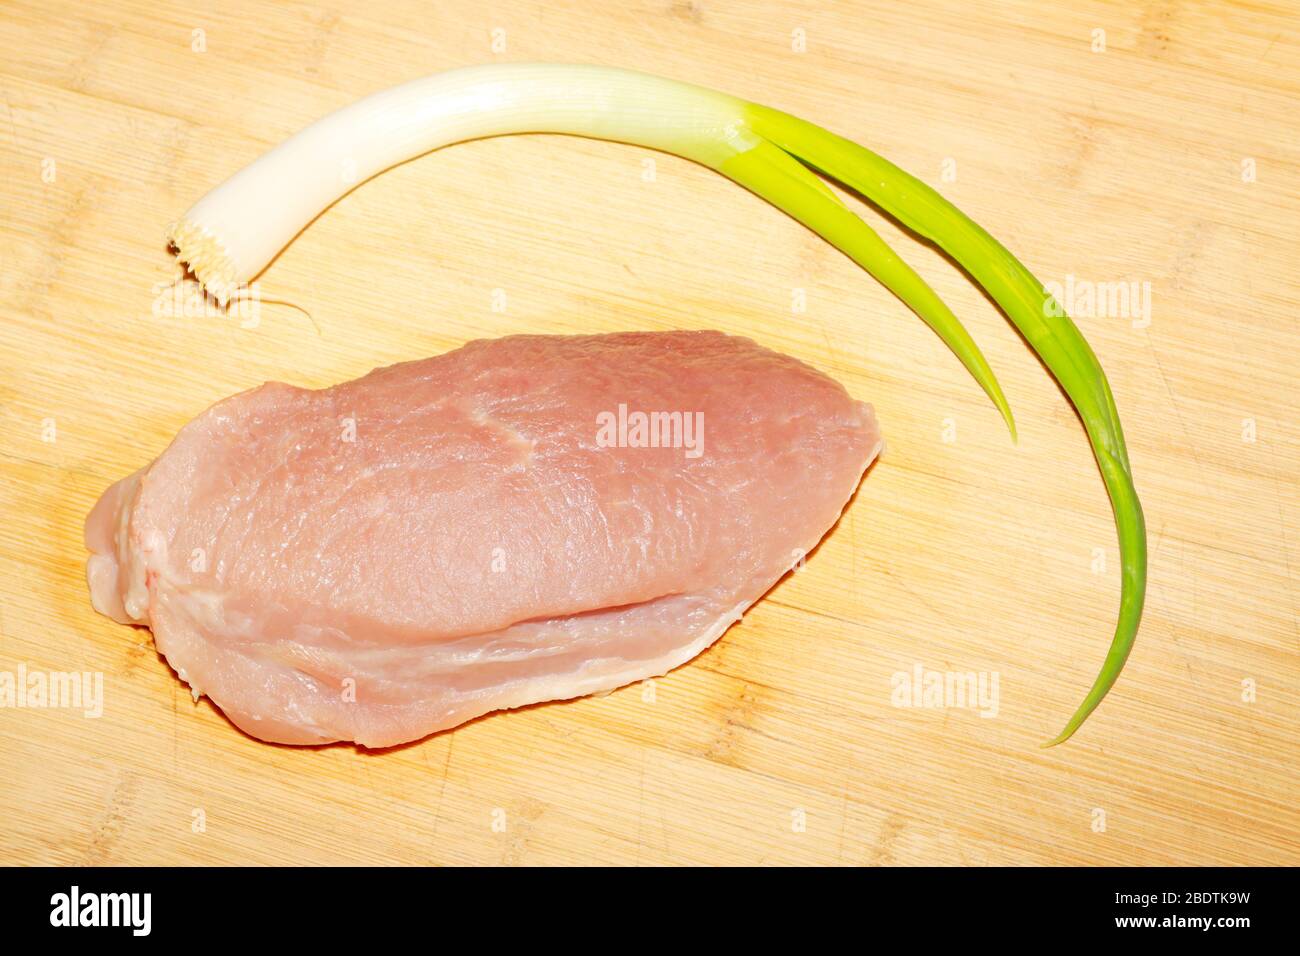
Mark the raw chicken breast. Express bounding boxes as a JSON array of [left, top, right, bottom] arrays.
[[86, 331, 881, 746]]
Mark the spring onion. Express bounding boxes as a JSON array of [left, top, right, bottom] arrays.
[[168, 63, 1145, 745]]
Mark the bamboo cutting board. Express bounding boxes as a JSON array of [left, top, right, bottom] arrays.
[[1, 0, 1296, 866]]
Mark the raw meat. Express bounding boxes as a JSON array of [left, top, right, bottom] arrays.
[[86, 331, 881, 746]]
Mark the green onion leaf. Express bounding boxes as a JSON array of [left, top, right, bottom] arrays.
[[744, 103, 1146, 745]]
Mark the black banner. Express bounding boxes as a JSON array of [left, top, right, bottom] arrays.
[[0, 866, 1280, 941]]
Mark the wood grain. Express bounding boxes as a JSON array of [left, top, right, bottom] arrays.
[[0, 0, 1296, 866]]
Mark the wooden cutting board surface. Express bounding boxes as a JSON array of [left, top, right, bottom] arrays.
[[1, 0, 1296, 866]]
